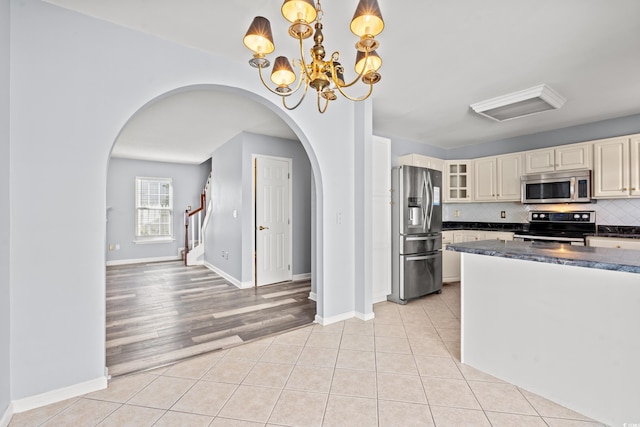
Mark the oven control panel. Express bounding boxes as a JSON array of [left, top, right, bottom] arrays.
[[529, 211, 595, 223]]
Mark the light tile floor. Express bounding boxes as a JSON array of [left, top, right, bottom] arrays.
[[9, 283, 606, 427]]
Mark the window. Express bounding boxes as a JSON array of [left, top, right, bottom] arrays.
[[135, 177, 173, 241]]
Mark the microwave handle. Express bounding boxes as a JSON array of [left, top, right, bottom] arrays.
[[569, 177, 575, 200]]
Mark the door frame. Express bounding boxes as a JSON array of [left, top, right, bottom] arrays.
[[251, 154, 293, 287]]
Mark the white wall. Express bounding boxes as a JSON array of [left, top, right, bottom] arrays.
[[9, 0, 361, 404], [443, 199, 640, 226], [106, 158, 210, 263], [1, 0, 11, 419]]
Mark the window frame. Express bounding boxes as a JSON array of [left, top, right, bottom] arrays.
[[134, 176, 174, 243]]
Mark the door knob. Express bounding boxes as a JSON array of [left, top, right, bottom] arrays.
[[258, 226, 269, 230]]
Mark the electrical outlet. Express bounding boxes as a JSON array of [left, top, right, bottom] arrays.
[[500, 211, 506, 219], [108, 244, 115, 251], [454, 210, 460, 218]]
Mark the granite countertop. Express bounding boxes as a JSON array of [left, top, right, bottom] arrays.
[[588, 233, 640, 239], [442, 222, 525, 232], [446, 239, 640, 274]]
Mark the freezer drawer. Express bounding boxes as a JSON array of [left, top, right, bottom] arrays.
[[399, 251, 442, 301], [400, 234, 442, 255]]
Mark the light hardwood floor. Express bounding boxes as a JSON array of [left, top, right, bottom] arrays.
[[106, 261, 315, 376]]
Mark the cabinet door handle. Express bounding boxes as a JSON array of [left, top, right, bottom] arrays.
[[622, 188, 628, 191]]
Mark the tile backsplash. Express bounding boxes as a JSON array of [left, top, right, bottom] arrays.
[[443, 199, 640, 226]]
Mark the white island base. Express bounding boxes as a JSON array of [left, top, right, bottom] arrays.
[[461, 253, 640, 427]]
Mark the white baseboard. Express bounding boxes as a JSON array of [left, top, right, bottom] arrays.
[[315, 311, 355, 326], [106, 255, 181, 266], [203, 262, 247, 289], [355, 311, 375, 321], [308, 292, 317, 301], [372, 294, 389, 304], [0, 403, 13, 427], [12, 376, 107, 414], [292, 273, 311, 281], [315, 309, 375, 325]]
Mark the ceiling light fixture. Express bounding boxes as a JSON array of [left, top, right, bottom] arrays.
[[243, 0, 384, 114], [470, 84, 566, 122]]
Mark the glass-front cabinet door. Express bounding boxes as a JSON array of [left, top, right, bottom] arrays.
[[444, 160, 473, 202]]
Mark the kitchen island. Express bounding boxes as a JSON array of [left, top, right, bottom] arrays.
[[447, 240, 640, 427]]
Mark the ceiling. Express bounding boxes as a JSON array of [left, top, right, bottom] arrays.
[[45, 0, 640, 164]]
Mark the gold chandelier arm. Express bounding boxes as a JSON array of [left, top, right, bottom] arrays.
[[296, 35, 314, 82], [317, 91, 330, 113], [333, 79, 374, 102], [329, 51, 369, 89], [282, 80, 310, 110], [256, 63, 305, 97]]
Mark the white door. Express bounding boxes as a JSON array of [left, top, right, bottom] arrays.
[[255, 156, 292, 286]]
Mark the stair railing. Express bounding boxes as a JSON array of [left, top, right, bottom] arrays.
[[184, 193, 205, 265]]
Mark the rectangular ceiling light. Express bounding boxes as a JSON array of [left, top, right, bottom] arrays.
[[470, 84, 566, 122]]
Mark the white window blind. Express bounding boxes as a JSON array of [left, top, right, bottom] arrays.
[[135, 177, 173, 239]]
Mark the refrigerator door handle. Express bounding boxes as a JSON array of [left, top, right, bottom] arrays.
[[406, 255, 430, 261], [406, 236, 431, 241], [423, 170, 434, 231]]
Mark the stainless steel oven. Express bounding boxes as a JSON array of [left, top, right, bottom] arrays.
[[513, 210, 596, 246], [521, 170, 592, 204]]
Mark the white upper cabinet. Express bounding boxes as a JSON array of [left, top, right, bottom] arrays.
[[473, 157, 497, 201], [444, 160, 473, 202], [397, 154, 444, 171], [631, 135, 640, 197], [497, 153, 524, 200], [524, 142, 592, 174], [593, 135, 640, 198], [473, 153, 523, 202]]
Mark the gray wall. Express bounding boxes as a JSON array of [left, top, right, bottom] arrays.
[[106, 158, 211, 263], [206, 134, 243, 280], [9, 0, 359, 403], [1, 0, 11, 417], [391, 137, 448, 166], [392, 113, 640, 163], [206, 132, 312, 284], [445, 113, 640, 159]]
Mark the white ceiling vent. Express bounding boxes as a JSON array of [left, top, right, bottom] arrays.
[[470, 84, 566, 122]]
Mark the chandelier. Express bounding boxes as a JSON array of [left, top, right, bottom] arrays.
[[242, 0, 384, 113]]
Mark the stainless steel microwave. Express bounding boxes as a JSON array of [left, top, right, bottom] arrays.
[[521, 170, 592, 204]]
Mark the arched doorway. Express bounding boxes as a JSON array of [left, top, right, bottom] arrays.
[[105, 84, 323, 375]]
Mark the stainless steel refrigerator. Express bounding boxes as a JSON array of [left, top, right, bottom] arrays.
[[389, 165, 443, 304]]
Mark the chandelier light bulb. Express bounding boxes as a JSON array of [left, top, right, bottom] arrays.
[[350, 0, 384, 38], [281, 0, 317, 24], [355, 50, 382, 75], [243, 16, 275, 56], [270, 56, 297, 88]]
